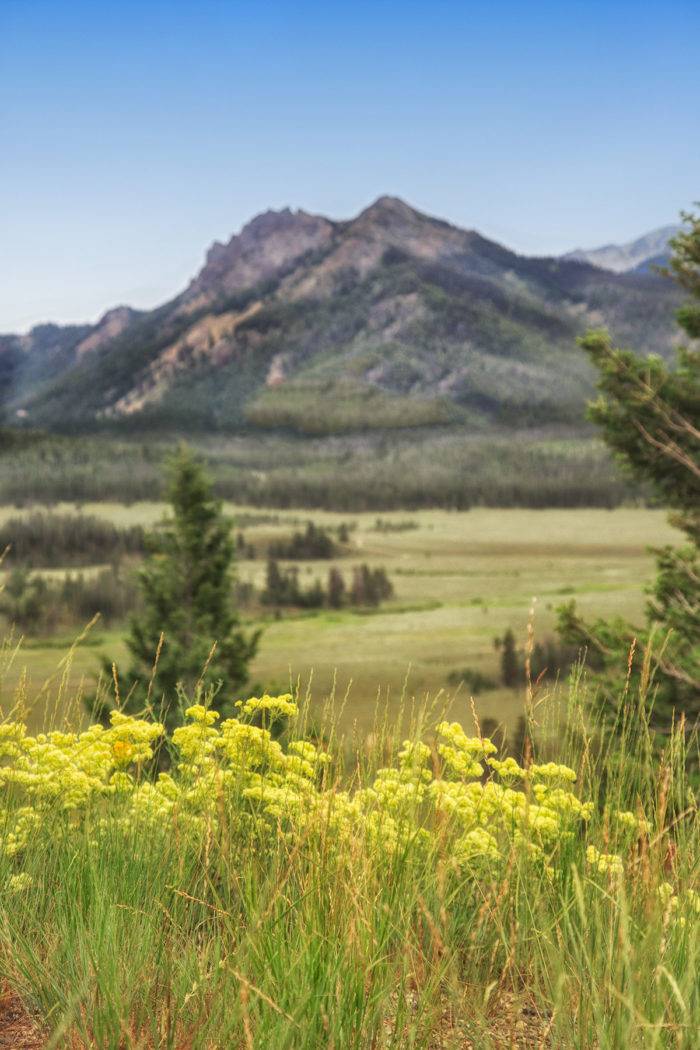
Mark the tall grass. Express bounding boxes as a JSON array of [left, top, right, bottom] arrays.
[[0, 657, 697, 1048]]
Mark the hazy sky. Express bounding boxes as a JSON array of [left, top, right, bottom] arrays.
[[2, 0, 699, 332]]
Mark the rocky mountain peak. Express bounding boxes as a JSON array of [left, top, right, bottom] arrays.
[[357, 195, 419, 221], [187, 207, 335, 302], [351, 196, 443, 237], [98, 305, 137, 327], [75, 305, 138, 359]]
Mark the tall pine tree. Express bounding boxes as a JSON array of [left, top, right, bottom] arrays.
[[99, 446, 259, 731], [558, 211, 700, 729]]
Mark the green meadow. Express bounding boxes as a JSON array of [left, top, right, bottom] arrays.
[[0, 504, 678, 737]]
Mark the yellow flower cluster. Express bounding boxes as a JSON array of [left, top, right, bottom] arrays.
[[656, 883, 700, 925], [613, 809, 651, 835], [586, 844, 625, 877], [0, 713, 163, 811], [0, 697, 693, 919], [235, 694, 299, 719], [6, 872, 33, 894]]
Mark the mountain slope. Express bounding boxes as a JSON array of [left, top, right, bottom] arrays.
[[562, 224, 681, 273], [0, 306, 140, 414], [2, 199, 682, 434]]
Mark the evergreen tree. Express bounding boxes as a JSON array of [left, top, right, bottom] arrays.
[[0, 567, 47, 632], [327, 567, 346, 608], [99, 446, 259, 731], [558, 211, 700, 729], [298, 577, 325, 609], [262, 558, 285, 605], [370, 566, 394, 602], [498, 628, 520, 688], [261, 558, 301, 606], [350, 565, 374, 606]]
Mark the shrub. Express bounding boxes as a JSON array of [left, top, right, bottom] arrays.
[[446, 667, 498, 693]]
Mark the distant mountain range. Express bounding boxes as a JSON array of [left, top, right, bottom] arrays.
[[562, 224, 681, 274], [0, 198, 681, 435]]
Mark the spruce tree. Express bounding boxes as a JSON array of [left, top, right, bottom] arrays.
[[558, 210, 700, 729], [100, 446, 259, 731], [327, 566, 346, 609], [499, 628, 520, 688]]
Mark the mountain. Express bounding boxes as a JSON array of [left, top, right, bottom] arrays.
[[562, 224, 681, 274], [0, 306, 141, 414], [0, 198, 681, 435]]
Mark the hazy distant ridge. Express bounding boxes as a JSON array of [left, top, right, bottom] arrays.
[[562, 224, 681, 274]]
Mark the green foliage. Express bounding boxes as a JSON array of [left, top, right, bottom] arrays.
[[495, 628, 586, 689], [261, 558, 394, 611], [667, 210, 700, 338], [497, 627, 520, 687], [56, 567, 137, 627], [0, 511, 145, 567], [326, 565, 346, 609], [99, 447, 259, 731], [261, 558, 323, 609], [583, 331, 699, 539], [559, 210, 700, 729], [349, 564, 394, 607], [0, 568, 47, 631], [446, 666, 498, 693], [372, 516, 419, 532], [268, 521, 340, 559], [0, 564, 137, 635]]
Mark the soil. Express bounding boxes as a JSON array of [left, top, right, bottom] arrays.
[[0, 986, 44, 1049], [0, 982, 553, 1048]]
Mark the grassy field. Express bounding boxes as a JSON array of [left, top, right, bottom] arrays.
[[0, 505, 679, 738], [0, 504, 696, 1049], [2, 675, 699, 1047]]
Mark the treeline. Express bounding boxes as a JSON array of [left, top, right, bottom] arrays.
[[266, 522, 351, 559], [448, 629, 592, 696], [0, 512, 146, 567], [0, 565, 136, 632], [494, 628, 600, 687], [0, 431, 639, 511], [262, 560, 394, 610], [0, 558, 395, 636], [0, 510, 351, 571], [371, 518, 419, 532], [237, 521, 354, 561]]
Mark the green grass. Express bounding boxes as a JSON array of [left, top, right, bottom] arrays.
[[0, 506, 679, 738], [0, 667, 698, 1047]]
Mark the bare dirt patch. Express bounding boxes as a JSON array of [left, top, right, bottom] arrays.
[[0, 986, 44, 1049]]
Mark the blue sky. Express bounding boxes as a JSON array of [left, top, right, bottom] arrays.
[[2, 0, 699, 332]]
